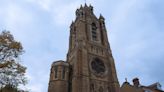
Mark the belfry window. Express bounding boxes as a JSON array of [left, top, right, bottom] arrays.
[[54, 66, 58, 78], [91, 23, 97, 41]]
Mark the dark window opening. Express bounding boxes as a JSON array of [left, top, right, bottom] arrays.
[[90, 84, 94, 91], [91, 23, 97, 41], [62, 66, 65, 79], [54, 66, 58, 78], [68, 66, 73, 92], [99, 86, 103, 92]]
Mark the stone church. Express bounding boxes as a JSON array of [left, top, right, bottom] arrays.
[[48, 4, 163, 92]]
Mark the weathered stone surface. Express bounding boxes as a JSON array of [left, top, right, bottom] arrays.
[[48, 4, 120, 92]]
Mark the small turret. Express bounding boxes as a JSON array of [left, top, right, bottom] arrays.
[[48, 60, 69, 92], [89, 4, 93, 12], [99, 14, 106, 29], [99, 14, 105, 21], [80, 4, 83, 9]]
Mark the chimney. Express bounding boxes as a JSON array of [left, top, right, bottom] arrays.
[[133, 78, 140, 87]]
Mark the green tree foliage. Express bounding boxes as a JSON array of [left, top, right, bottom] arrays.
[[0, 31, 27, 90]]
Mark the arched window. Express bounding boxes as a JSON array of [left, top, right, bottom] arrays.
[[91, 23, 97, 41], [62, 66, 65, 79], [54, 66, 58, 78]]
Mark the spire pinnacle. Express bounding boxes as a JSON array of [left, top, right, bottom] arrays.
[[80, 4, 83, 9], [85, 3, 87, 6], [84, 3, 88, 7], [99, 14, 105, 20]]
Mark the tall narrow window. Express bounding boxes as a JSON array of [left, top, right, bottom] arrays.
[[92, 23, 97, 41], [68, 66, 73, 92], [90, 84, 94, 91], [107, 87, 110, 92], [62, 66, 65, 79], [54, 66, 58, 78], [99, 86, 103, 92]]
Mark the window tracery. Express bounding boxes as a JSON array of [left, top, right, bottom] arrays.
[[91, 58, 105, 74], [91, 23, 97, 41]]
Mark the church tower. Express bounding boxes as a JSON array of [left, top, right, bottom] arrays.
[[67, 4, 120, 92], [48, 4, 120, 92]]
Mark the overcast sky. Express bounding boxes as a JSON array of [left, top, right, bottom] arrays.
[[0, 0, 164, 92]]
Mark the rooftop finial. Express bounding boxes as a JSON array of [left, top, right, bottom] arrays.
[[80, 4, 83, 9], [125, 78, 128, 82], [84, 3, 88, 7], [99, 14, 105, 20]]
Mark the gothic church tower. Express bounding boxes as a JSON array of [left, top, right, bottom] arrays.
[[48, 4, 120, 92]]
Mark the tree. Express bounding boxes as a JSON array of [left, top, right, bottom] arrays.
[[0, 84, 19, 92], [0, 31, 27, 90]]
